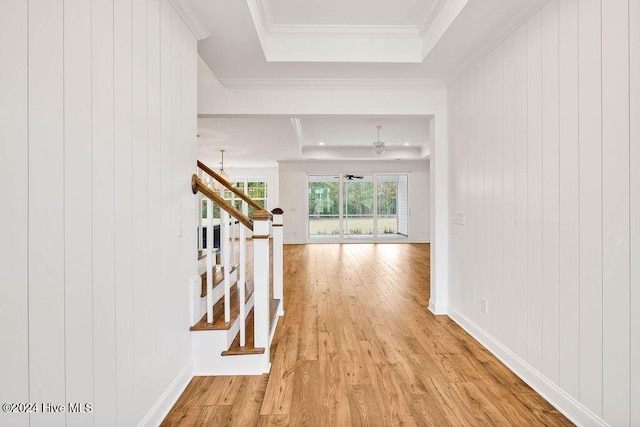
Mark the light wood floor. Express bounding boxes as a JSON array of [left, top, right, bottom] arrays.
[[162, 244, 572, 426]]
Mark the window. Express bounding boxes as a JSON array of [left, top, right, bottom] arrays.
[[308, 174, 408, 241], [200, 177, 269, 219], [227, 177, 268, 218]]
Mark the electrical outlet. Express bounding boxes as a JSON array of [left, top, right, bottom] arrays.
[[481, 298, 488, 314]]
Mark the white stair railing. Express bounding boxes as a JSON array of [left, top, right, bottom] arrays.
[[192, 165, 284, 365]]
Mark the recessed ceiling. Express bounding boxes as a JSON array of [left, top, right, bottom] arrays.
[[197, 115, 431, 167], [191, 0, 547, 166], [191, 0, 548, 80], [268, 0, 429, 26], [239, 0, 464, 62]]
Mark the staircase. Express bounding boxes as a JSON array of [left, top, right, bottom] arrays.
[[189, 161, 284, 375]]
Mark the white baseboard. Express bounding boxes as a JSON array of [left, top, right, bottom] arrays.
[[447, 306, 606, 427], [428, 298, 447, 315], [137, 361, 193, 427]]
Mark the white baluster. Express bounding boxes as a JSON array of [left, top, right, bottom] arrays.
[[206, 177, 214, 324], [221, 188, 231, 324], [239, 200, 248, 347], [252, 210, 270, 371], [230, 194, 236, 267], [271, 208, 284, 316]]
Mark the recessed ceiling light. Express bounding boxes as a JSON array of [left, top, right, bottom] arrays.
[[318, 142, 325, 146], [403, 142, 410, 146]]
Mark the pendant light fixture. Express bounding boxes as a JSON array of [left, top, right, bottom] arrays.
[[214, 149, 229, 189], [372, 125, 386, 155]]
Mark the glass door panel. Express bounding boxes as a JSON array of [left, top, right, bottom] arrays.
[[343, 175, 374, 239], [308, 175, 340, 239], [377, 175, 398, 238], [375, 174, 408, 239]]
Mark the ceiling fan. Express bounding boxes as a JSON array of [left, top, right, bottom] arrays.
[[334, 174, 364, 180], [344, 174, 364, 180]]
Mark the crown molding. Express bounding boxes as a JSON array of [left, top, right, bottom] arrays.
[[255, 0, 439, 40], [443, 1, 547, 87], [290, 118, 304, 153], [170, 0, 211, 40], [417, 0, 448, 36], [220, 78, 446, 91], [245, 0, 463, 62], [268, 24, 420, 40]]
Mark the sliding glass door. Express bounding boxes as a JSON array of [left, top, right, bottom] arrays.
[[308, 174, 408, 241], [377, 174, 408, 239], [308, 175, 340, 238], [343, 175, 374, 239]]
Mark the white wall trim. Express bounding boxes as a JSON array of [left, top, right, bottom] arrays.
[[169, 0, 211, 41], [290, 118, 304, 154], [428, 298, 447, 315], [447, 306, 608, 427], [245, 0, 463, 63], [219, 78, 445, 91], [443, 2, 547, 87], [417, 0, 448, 36], [137, 361, 194, 427], [254, 0, 449, 40]]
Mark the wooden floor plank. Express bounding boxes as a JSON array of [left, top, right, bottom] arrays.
[[228, 375, 268, 427], [289, 360, 322, 426], [162, 244, 572, 427]]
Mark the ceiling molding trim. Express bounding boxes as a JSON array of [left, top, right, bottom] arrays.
[[245, 0, 272, 53], [256, 0, 274, 32], [420, 0, 469, 59], [301, 145, 424, 160], [443, 1, 547, 87], [268, 24, 420, 40], [417, 0, 448, 36], [219, 78, 446, 91], [169, 0, 211, 40], [290, 118, 304, 154]]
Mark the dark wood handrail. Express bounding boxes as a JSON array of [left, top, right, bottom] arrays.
[[192, 175, 254, 231], [197, 160, 273, 221]]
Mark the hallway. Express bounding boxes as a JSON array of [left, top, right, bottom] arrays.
[[163, 244, 571, 426]]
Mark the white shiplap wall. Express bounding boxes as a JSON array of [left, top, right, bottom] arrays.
[[0, 1, 198, 426], [448, 0, 637, 425]]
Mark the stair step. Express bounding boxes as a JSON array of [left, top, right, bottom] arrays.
[[221, 297, 280, 357], [200, 263, 239, 298], [221, 309, 265, 356], [197, 248, 220, 261], [200, 266, 223, 298], [190, 282, 241, 331]]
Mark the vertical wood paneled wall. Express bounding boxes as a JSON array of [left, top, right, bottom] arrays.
[[448, 0, 638, 425], [0, 1, 198, 426]]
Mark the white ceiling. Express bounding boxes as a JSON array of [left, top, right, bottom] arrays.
[[191, 0, 547, 167], [198, 117, 299, 168], [192, 0, 547, 80], [197, 116, 430, 167], [268, 0, 429, 26]]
